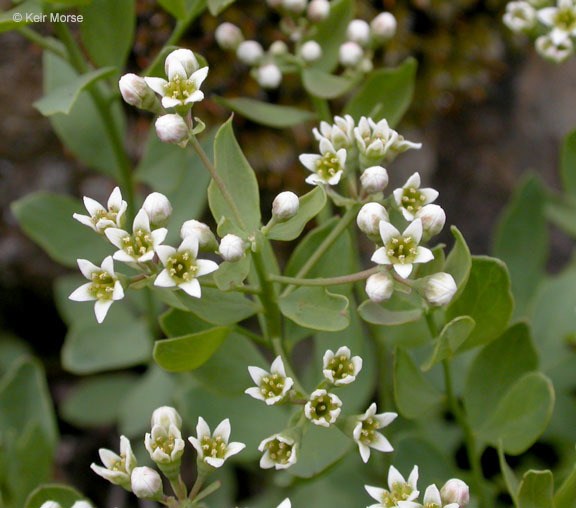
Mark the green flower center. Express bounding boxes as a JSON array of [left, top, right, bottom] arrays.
[[89, 270, 115, 300], [122, 229, 154, 258], [401, 187, 427, 214], [201, 435, 227, 459], [555, 7, 576, 31], [92, 208, 119, 229], [425, 503, 440, 508], [266, 439, 294, 465], [326, 355, 356, 382], [151, 434, 177, 455], [110, 454, 128, 473], [260, 373, 286, 399], [386, 235, 418, 265], [358, 416, 379, 446], [308, 394, 338, 420], [315, 152, 343, 181], [164, 76, 198, 103], [380, 483, 414, 507], [167, 251, 197, 283]]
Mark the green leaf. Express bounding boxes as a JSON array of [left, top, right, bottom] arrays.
[[213, 256, 252, 291], [443, 226, 471, 299], [80, 0, 135, 70], [61, 373, 138, 427], [208, 0, 235, 15], [344, 58, 417, 127], [561, 129, 576, 196], [555, 459, 576, 507], [11, 192, 113, 267], [394, 349, 443, 419], [0, 334, 32, 376], [446, 256, 513, 351], [0, 0, 42, 33], [268, 187, 326, 241], [546, 197, 576, 238], [43, 0, 93, 4], [498, 442, 519, 505], [358, 300, 423, 326], [279, 287, 349, 331], [421, 316, 475, 372], [302, 68, 355, 99], [158, 0, 188, 17], [34, 67, 115, 116], [208, 116, 261, 234], [517, 470, 555, 508], [25, 485, 86, 508], [154, 327, 230, 372], [214, 97, 316, 128], [493, 174, 548, 316]]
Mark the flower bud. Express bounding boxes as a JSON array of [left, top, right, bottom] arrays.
[[142, 192, 172, 228], [371, 12, 397, 42], [180, 220, 218, 251], [215, 22, 244, 51], [441, 478, 470, 507], [339, 41, 363, 67], [359, 57, 374, 73], [357, 202, 389, 238], [416, 204, 445, 240], [164, 48, 199, 79], [423, 272, 457, 307], [256, 63, 283, 89], [307, 0, 330, 22], [300, 40, 323, 62], [155, 114, 189, 145], [283, 0, 307, 13], [219, 234, 246, 262], [119, 73, 157, 111], [237, 40, 264, 65], [360, 166, 389, 194], [365, 272, 394, 302], [347, 19, 371, 46], [71, 502, 93, 508], [270, 40, 289, 55], [273, 191, 300, 221], [40, 503, 61, 508], [131, 467, 163, 500], [151, 406, 182, 430]]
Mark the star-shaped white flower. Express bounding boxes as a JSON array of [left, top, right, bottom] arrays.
[[353, 403, 397, 463], [145, 421, 185, 465], [73, 187, 127, 234], [304, 389, 342, 427], [503, 1, 537, 32], [145, 49, 208, 109], [245, 356, 294, 405], [105, 209, 167, 264], [258, 433, 297, 470], [535, 31, 574, 62], [90, 435, 137, 487], [299, 137, 347, 186], [154, 236, 218, 298], [538, 0, 576, 38], [188, 417, 246, 468], [323, 346, 363, 385], [69, 256, 124, 323], [365, 466, 419, 507], [371, 219, 434, 279], [312, 115, 356, 150], [393, 173, 439, 221]]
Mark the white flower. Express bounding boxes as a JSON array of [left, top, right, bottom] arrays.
[[536, 32, 574, 63], [353, 403, 397, 463], [307, 0, 330, 22], [416, 204, 445, 240], [145, 49, 208, 109], [180, 219, 218, 251], [90, 435, 137, 487], [372, 219, 434, 279], [119, 73, 157, 110], [155, 114, 189, 145], [503, 1, 537, 32], [188, 417, 246, 468], [538, 0, 576, 38], [142, 192, 173, 228], [312, 115, 356, 150], [273, 191, 300, 221], [71, 502, 93, 508], [73, 186, 127, 234], [365, 466, 419, 507], [256, 63, 283, 89], [323, 346, 363, 385], [300, 40, 323, 62], [215, 22, 244, 50], [105, 209, 167, 264], [219, 234, 246, 262], [419, 484, 459, 508], [347, 19, 371, 46], [144, 421, 185, 465], [155, 236, 218, 297], [304, 389, 343, 427], [270, 40, 289, 55], [357, 202, 389, 238], [440, 479, 470, 507], [40, 503, 61, 508], [365, 272, 394, 303], [299, 138, 346, 186], [393, 173, 439, 221], [245, 356, 294, 405], [237, 40, 264, 65], [371, 12, 397, 42], [277, 500, 291, 508], [69, 256, 124, 323], [258, 433, 298, 469], [339, 41, 364, 67], [361, 166, 389, 194], [131, 467, 163, 500], [283, 0, 307, 13], [151, 406, 182, 431]]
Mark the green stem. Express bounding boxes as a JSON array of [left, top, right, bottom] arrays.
[[188, 468, 207, 501], [308, 93, 332, 123], [200, 280, 261, 295], [251, 242, 282, 339], [17, 26, 67, 59], [269, 267, 378, 287], [169, 474, 187, 500], [193, 481, 221, 503]]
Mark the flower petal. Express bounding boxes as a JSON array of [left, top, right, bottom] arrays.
[[154, 269, 176, 288], [133, 209, 150, 232], [245, 386, 265, 401], [144, 77, 168, 96], [299, 153, 321, 172], [248, 365, 268, 385], [414, 246, 434, 264], [73, 213, 95, 230], [69, 283, 95, 302], [83, 196, 105, 216], [375, 411, 398, 428], [370, 432, 393, 452], [394, 262, 413, 279], [105, 228, 129, 249], [224, 441, 246, 458], [180, 235, 199, 258], [365, 485, 386, 502], [404, 172, 421, 189], [94, 299, 114, 323], [371, 247, 391, 265], [196, 259, 218, 277], [270, 356, 287, 377], [179, 279, 201, 298], [112, 281, 125, 301], [379, 220, 400, 245], [77, 259, 100, 279], [156, 245, 177, 266], [152, 228, 168, 246], [403, 219, 422, 244], [388, 465, 406, 489], [213, 418, 231, 442], [196, 416, 210, 439]]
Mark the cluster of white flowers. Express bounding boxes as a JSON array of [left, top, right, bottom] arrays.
[[503, 0, 576, 63], [365, 467, 470, 508], [91, 407, 245, 502]]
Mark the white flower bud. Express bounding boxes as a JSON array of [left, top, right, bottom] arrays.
[[237, 40, 264, 65], [283, 0, 307, 13], [40, 503, 62, 508], [215, 22, 244, 50], [155, 114, 189, 145], [219, 234, 246, 262], [131, 467, 163, 500], [360, 166, 389, 194], [142, 192, 173, 228], [300, 40, 323, 62], [151, 406, 182, 430], [347, 19, 371, 46], [164, 48, 199, 79], [71, 502, 93, 508], [371, 12, 397, 42], [359, 57, 374, 73], [307, 0, 330, 22], [416, 204, 445, 240], [256, 64, 283, 89], [119, 73, 157, 110], [441, 478, 470, 507], [273, 191, 300, 221], [357, 202, 389, 237], [423, 273, 457, 307], [270, 40, 289, 55], [503, 2, 536, 32], [365, 272, 394, 302], [339, 41, 363, 67], [180, 220, 218, 251]]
